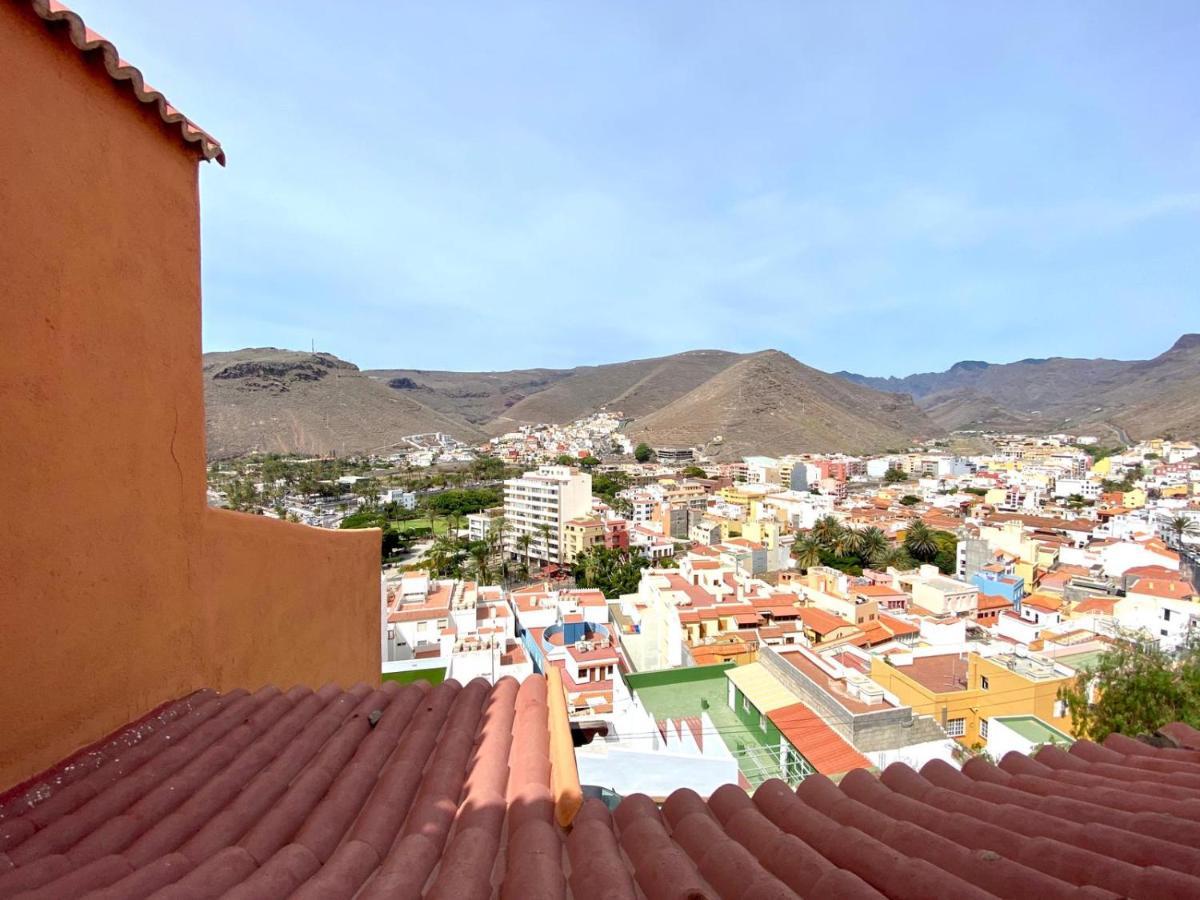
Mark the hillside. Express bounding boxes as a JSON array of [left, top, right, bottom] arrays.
[[368, 349, 743, 433], [1078, 334, 1200, 441], [626, 350, 942, 459], [837, 334, 1200, 439], [204, 349, 484, 458], [364, 366, 576, 425]]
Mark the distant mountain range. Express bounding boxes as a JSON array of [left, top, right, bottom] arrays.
[[203, 347, 939, 459], [835, 334, 1200, 442], [203, 334, 1199, 459]]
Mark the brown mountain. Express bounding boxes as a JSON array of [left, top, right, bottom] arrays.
[[369, 349, 743, 433], [204, 349, 484, 459], [1077, 334, 1200, 441], [837, 334, 1200, 440], [626, 350, 942, 458]]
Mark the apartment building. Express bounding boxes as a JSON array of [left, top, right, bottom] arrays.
[[466, 505, 504, 542], [503, 465, 592, 565], [869, 649, 1075, 748]]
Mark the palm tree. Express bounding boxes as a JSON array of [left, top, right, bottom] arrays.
[[516, 533, 533, 577], [877, 547, 915, 570], [810, 515, 843, 551], [904, 520, 938, 563], [469, 542, 492, 583], [1167, 515, 1199, 549], [859, 527, 890, 567], [537, 523, 554, 568], [838, 527, 866, 558], [793, 536, 822, 572]]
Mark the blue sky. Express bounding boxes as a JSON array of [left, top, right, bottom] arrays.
[[76, 2, 1198, 375]]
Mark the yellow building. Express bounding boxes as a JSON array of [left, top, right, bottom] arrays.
[[977, 521, 1058, 588], [869, 650, 1075, 748], [741, 520, 781, 550], [984, 488, 1007, 506], [561, 517, 605, 563], [1121, 487, 1147, 509], [1091, 456, 1113, 477]]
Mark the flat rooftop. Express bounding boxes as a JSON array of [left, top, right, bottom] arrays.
[[896, 654, 970, 693]]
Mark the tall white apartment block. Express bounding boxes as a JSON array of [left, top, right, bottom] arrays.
[[503, 465, 592, 565]]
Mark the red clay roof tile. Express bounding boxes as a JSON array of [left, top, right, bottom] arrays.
[[27, 0, 225, 164], [5, 677, 1200, 897]]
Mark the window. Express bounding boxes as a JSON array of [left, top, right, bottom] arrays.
[[980, 676, 989, 691], [1053, 700, 1067, 718], [1164, 609, 1172, 622], [759, 713, 767, 732], [946, 718, 966, 737], [979, 718, 989, 740], [742, 693, 751, 714]]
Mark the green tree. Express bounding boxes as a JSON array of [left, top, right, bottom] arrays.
[[858, 527, 890, 567], [680, 466, 708, 479], [555, 454, 578, 466], [634, 443, 654, 463], [1059, 639, 1200, 741], [899, 495, 921, 506], [810, 515, 843, 551], [836, 527, 866, 558], [877, 547, 917, 570], [883, 467, 908, 484], [1167, 515, 1199, 548], [579, 455, 601, 469], [516, 533, 533, 577], [904, 520, 939, 562], [592, 471, 631, 505], [468, 540, 492, 583], [537, 523, 554, 568], [571, 547, 651, 598], [792, 537, 823, 571]]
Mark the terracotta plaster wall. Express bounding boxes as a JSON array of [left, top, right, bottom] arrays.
[[200, 510, 381, 692], [0, 4, 379, 789]]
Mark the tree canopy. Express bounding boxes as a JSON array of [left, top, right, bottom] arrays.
[[1059, 639, 1200, 741], [571, 547, 651, 598], [634, 443, 654, 463]]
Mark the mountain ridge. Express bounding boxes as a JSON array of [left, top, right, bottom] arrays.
[[836, 334, 1200, 437], [203, 334, 1200, 458]]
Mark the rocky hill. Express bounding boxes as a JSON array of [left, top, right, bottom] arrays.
[[625, 350, 942, 458], [204, 349, 484, 458], [369, 350, 743, 433], [837, 334, 1200, 440], [205, 335, 1197, 460]]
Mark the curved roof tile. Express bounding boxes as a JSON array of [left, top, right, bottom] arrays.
[[4, 676, 1200, 897], [28, 0, 225, 164]]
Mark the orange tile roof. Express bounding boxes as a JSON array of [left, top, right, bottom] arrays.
[[1023, 594, 1064, 613], [767, 702, 872, 776], [1129, 578, 1196, 600], [975, 593, 1014, 611], [1073, 597, 1117, 615], [0, 691, 1162, 898], [796, 607, 854, 635]]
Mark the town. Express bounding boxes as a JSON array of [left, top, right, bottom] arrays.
[[8, 2, 1200, 897], [209, 423, 1200, 796]]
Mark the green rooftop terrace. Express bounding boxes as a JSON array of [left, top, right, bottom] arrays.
[[629, 664, 784, 789]]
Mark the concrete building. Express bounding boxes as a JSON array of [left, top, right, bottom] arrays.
[[562, 516, 605, 563], [503, 465, 592, 565], [869, 649, 1075, 749], [466, 506, 504, 542], [896, 565, 979, 618]]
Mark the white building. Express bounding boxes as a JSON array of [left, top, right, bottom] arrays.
[[503, 465, 592, 565]]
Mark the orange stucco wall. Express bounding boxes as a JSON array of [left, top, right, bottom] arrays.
[[0, 4, 380, 789]]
